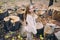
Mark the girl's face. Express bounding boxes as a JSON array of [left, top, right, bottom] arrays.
[[29, 9, 34, 13], [29, 6, 34, 13]]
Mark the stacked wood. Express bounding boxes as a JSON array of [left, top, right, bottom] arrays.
[[52, 10, 60, 21]]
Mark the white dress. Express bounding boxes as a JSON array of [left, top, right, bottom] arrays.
[[26, 14, 37, 34]]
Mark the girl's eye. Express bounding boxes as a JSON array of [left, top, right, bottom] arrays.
[[22, 9, 25, 11]]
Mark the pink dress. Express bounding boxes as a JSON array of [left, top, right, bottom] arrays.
[[26, 14, 37, 34]]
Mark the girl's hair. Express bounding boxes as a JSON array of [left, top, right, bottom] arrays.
[[25, 5, 31, 19]]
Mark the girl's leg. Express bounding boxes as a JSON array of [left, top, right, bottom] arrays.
[[26, 32, 33, 40]]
